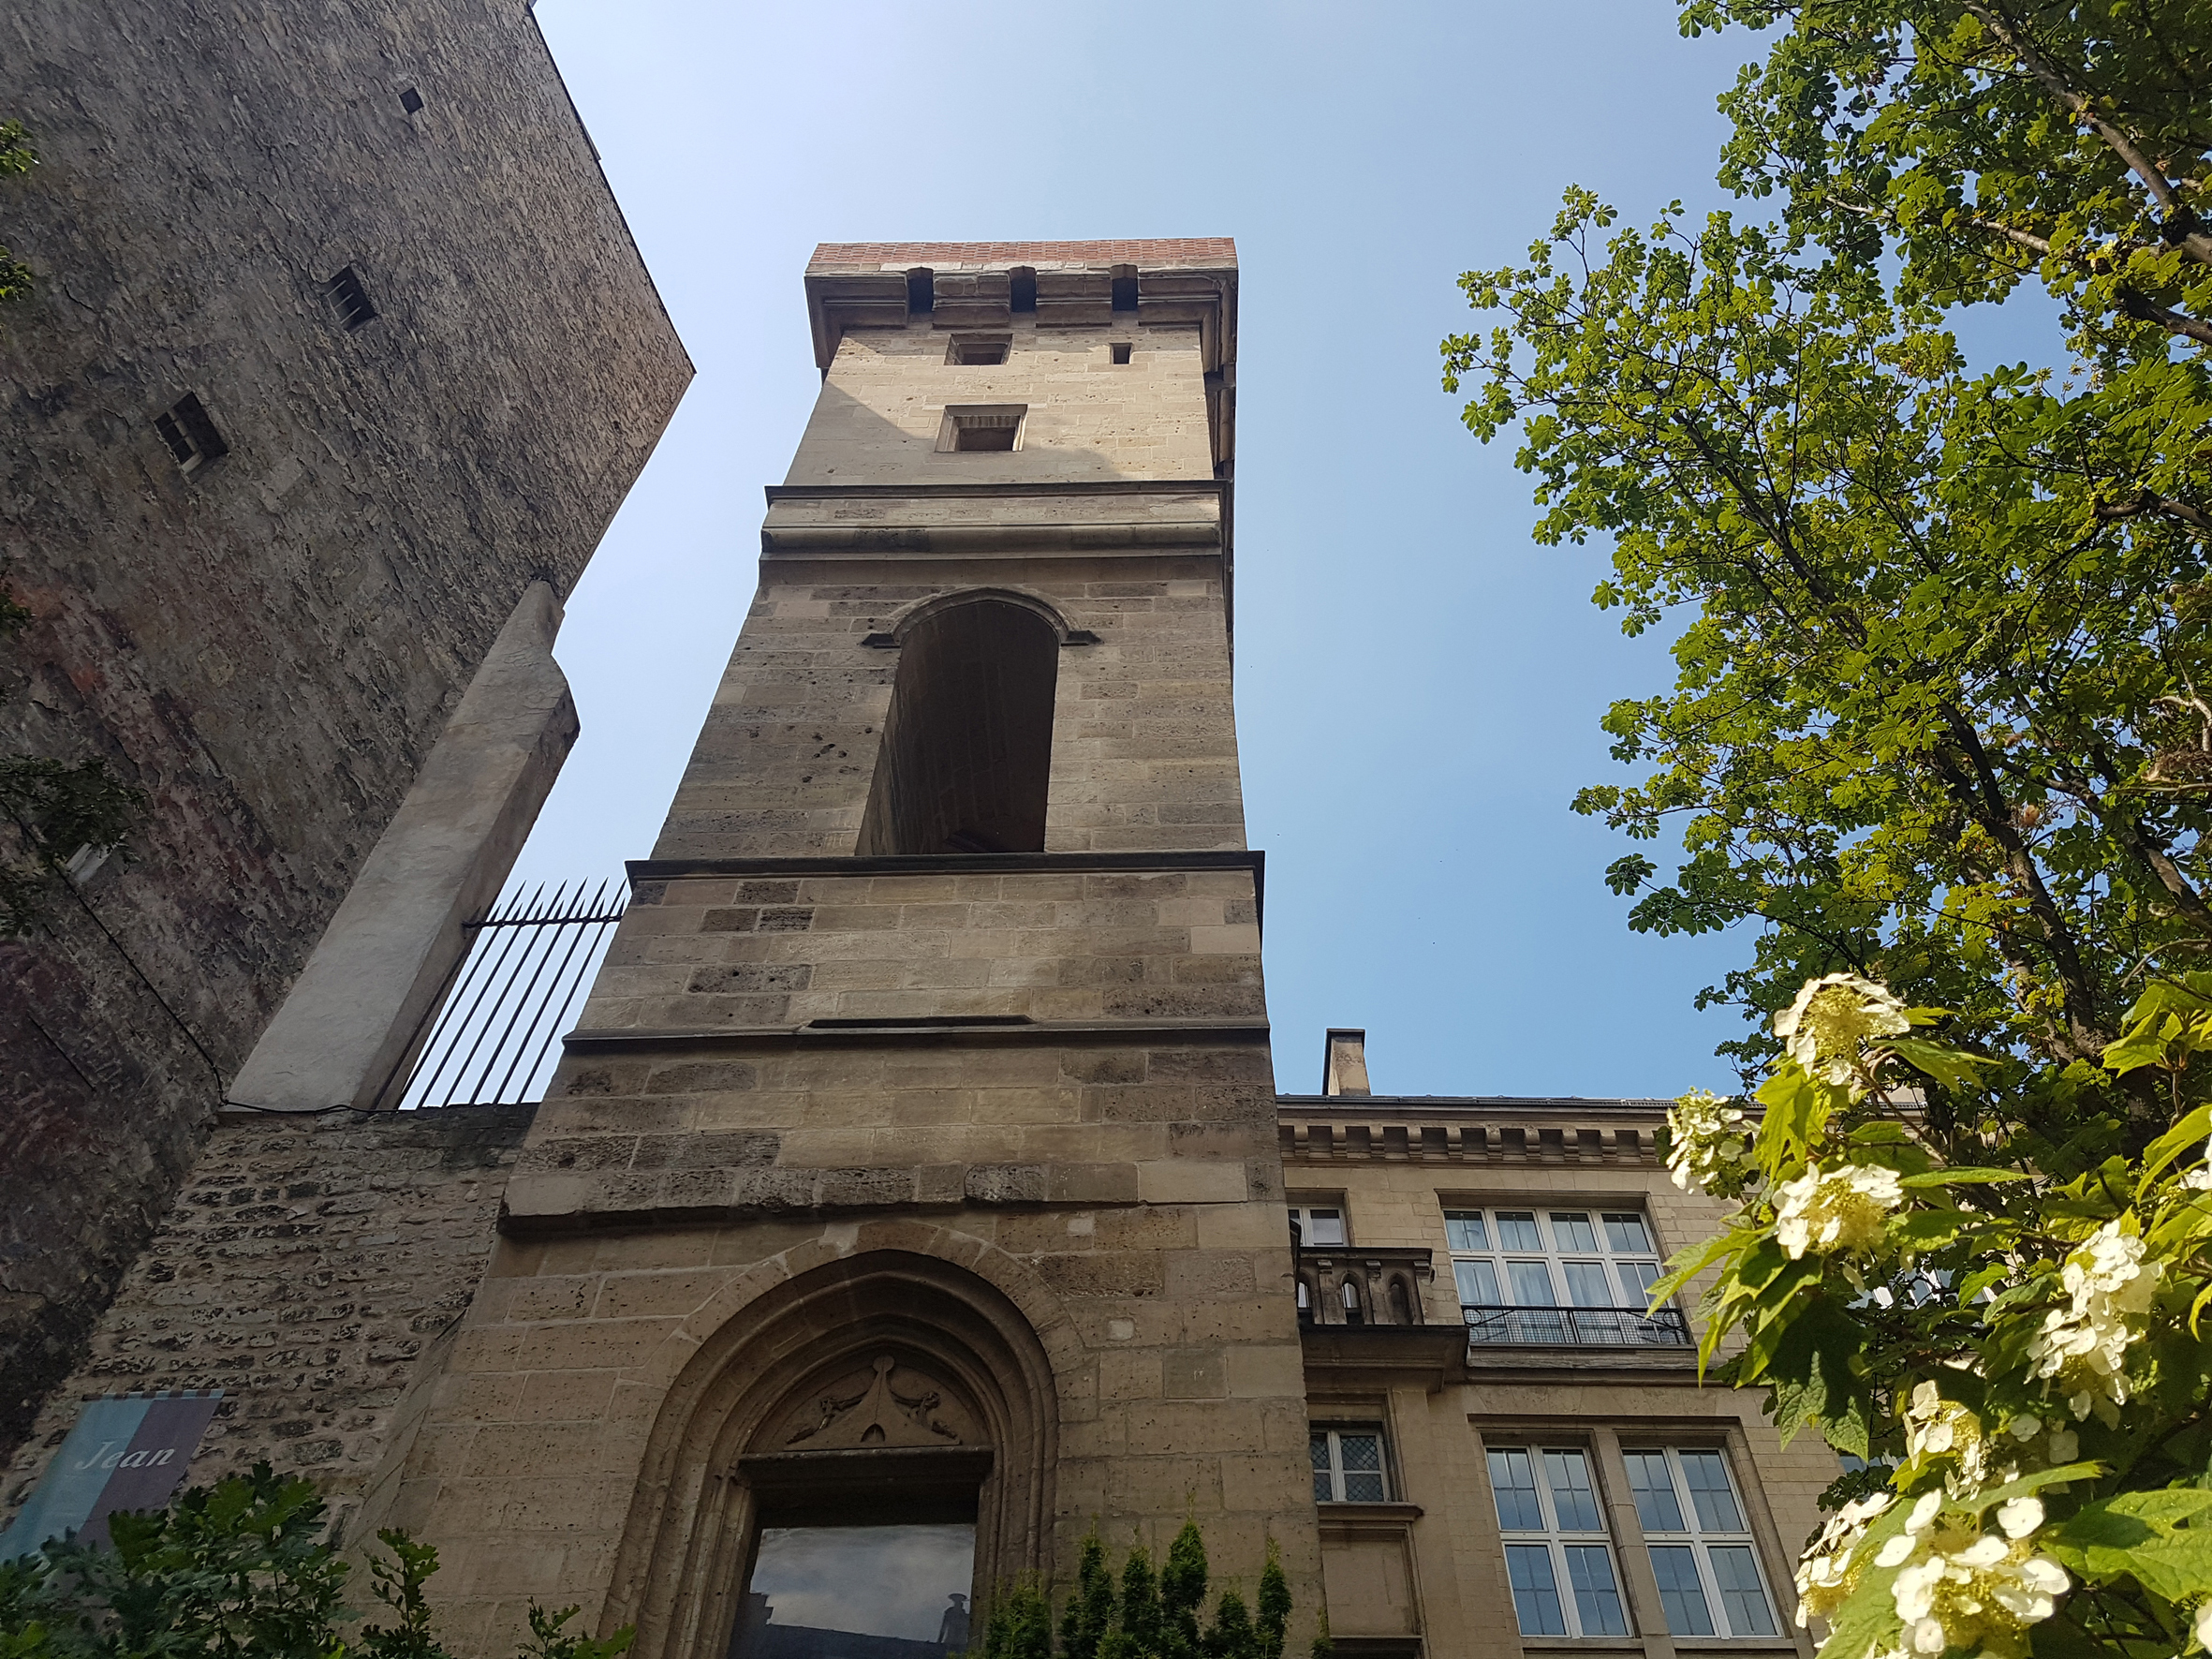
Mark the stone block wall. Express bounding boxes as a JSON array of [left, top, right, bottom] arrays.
[[656, 560, 1245, 860], [0, 1104, 532, 1546], [0, 0, 689, 1461]]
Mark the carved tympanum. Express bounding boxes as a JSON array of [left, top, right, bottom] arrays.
[[776, 1354, 979, 1450]]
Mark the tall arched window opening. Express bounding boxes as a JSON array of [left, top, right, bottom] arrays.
[[858, 599, 1059, 855]]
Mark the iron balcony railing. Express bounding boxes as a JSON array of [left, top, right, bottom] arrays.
[[385, 878, 627, 1109], [1461, 1304, 1692, 1348]]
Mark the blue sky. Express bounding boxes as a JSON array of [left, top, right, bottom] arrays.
[[509, 0, 1806, 1100]]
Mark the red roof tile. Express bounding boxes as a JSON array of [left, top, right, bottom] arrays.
[[807, 238, 1236, 273]]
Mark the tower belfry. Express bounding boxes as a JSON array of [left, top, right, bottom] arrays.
[[406, 241, 1321, 1650]]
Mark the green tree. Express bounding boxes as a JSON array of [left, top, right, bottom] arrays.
[[1443, 2, 2212, 1078], [1441, 3, 2212, 1655], [0, 1462, 632, 1659]]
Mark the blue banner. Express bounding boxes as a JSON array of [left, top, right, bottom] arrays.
[[0, 1391, 221, 1559]]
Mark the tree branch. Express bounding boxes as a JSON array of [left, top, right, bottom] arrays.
[[1963, 0, 2212, 266]]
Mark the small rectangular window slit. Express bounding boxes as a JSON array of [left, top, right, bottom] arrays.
[[153, 393, 228, 473], [399, 86, 424, 114], [1110, 341, 1132, 364], [936, 405, 1025, 453], [946, 336, 1010, 366], [325, 266, 377, 331]]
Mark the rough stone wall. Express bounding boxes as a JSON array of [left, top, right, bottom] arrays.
[[656, 559, 1246, 860], [0, 0, 690, 1461], [0, 1105, 533, 1547], [788, 321, 1216, 483]]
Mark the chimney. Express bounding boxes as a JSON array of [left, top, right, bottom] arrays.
[[1322, 1029, 1372, 1097]]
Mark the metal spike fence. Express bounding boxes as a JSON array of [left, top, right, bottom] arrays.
[[388, 877, 627, 1109]]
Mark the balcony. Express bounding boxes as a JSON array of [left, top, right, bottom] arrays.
[[1460, 1304, 1691, 1348]]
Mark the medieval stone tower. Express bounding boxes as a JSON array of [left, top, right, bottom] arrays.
[[358, 238, 1323, 1653]]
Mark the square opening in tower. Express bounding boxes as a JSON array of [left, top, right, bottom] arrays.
[[937, 405, 1025, 453]]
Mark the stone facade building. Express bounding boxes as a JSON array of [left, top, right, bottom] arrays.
[[3, 241, 1838, 1659], [0, 0, 691, 1459]]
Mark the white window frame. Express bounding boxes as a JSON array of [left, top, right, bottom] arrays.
[[1484, 1444, 1633, 1639], [1619, 1445, 1779, 1639], [1444, 1206, 1665, 1319], [1310, 1425, 1390, 1503], [1290, 1203, 1349, 1248]]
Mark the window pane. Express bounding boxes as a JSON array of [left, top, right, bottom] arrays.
[[1504, 1545, 1568, 1637], [1541, 1450, 1602, 1532], [1709, 1547, 1776, 1635], [1453, 1258, 1501, 1306], [1305, 1207, 1346, 1247], [1551, 1212, 1598, 1252], [1615, 1259, 1662, 1305], [1508, 1260, 1556, 1307], [734, 1523, 978, 1659], [1310, 1433, 1333, 1503], [1339, 1433, 1385, 1502], [1496, 1211, 1543, 1252], [1562, 1261, 1615, 1308], [1603, 1212, 1652, 1253], [1622, 1450, 1687, 1533], [1564, 1545, 1628, 1637], [1488, 1448, 1546, 1532], [1648, 1545, 1715, 1636], [1679, 1450, 1745, 1533], [1444, 1210, 1490, 1252]]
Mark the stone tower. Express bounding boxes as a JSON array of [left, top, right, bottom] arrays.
[[0, 0, 690, 1458], [378, 240, 1322, 1655]]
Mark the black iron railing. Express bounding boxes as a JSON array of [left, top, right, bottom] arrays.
[[1461, 1304, 1692, 1347], [387, 878, 627, 1109]]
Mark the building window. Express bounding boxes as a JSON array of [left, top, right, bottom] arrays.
[[1446, 1207, 1685, 1345], [1311, 1427, 1389, 1503], [325, 265, 377, 331], [1110, 341, 1133, 364], [153, 393, 229, 472], [1486, 1446, 1630, 1638], [854, 595, 1058, 856], [936, 405, 1025, 453], [399, 85, 424, 114], [946, 336, 1010, 365], [1290, 1204, 1347, 1247], [1621, 1447, 1778, 1637]]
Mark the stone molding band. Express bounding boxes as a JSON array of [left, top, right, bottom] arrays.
[[562, 1017, 1273, 1054]]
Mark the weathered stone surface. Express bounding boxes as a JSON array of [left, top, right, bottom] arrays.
[[0, 1105, 532, 1545], [0, 0, 690, 1462]]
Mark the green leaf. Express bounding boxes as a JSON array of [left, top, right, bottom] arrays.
[[1887, 1037, 1995, 1093]]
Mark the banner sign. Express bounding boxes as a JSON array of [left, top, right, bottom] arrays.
[[0, 1391, 222, 1559]]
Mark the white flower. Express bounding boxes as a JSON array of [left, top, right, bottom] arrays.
[[2006, 1413, 2042, 1441], [1667, 1089, 1747, 1192], [2048, 1429, 2079, 1463], [1997, 1496, 2044, 1539], [2181, 1136, 2212, 1192], [1775, 1161, 1905, 1258], [2027, 1221, 2160, 1411], [1885, 1515, 2070, 1653], [1793, 1491, 1895, 1625], [1773, 972, 1912, 1086], [2194, 1599, 2212, 1652]]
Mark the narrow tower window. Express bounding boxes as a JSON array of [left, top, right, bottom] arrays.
[[857, 598, 1059, 855], [1110, 263, 1138, 312], [907, 267, 935, 315], [153, 393, 229, 473], [946, 336, 1010, 366], [936, 405, 1025, 453], [1110, 341, 1132, 364], [324, 266, 377, 331], [1008, 266, 1037, 313], [399, 86, 424, 114]]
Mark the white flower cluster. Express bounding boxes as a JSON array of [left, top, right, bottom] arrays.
[[1775, 1161, 1905, 1259], [1666, 1089, 1747, 1192], [1793, 1491, 1893, 1625], [1904, 1382, 1987, 1487], [1875, 1490, 2069, 1655], [1774, 972, 1912, 1087], [2025, 1221, 2160, 1420], [2182, 1135, 2212, 1192]]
